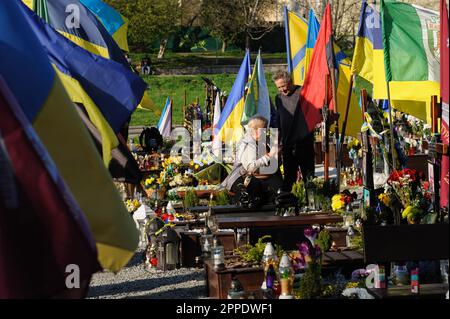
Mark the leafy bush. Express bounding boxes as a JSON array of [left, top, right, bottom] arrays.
[[233, 235, 281, 265], [214, 190, 230, 206], [291, 180, 306, 206], [299, 263, 322, 299], [183, 188, 199, 209], [316, 229, 332, 253]]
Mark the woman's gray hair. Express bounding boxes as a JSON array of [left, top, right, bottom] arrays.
[[247, 115, 268, 130], [272, 70, 292, 83]]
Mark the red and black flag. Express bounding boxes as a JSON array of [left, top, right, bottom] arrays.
[[300, 3, 337, 132]]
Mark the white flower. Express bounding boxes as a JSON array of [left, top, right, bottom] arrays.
[[342, 288, 374, 299]]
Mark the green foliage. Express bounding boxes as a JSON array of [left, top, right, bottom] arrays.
[[299, 263, 322, 299], [104, 0, 180, 51], [183, 188, 199, 209], [316, 229, 332, 253], [233, 235, 278, 265], [291, 180, 306, 206], [200, 0, 243, 52], [349, 234, 363, 250], [214, 190, 230, 206]]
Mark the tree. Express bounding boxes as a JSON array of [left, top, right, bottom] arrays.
[[291, 0, 360, 52], [104, 0, 180, 58], [200, 0, 243, 52], [237, 0, 278, 51], [201, 0, 278, 51]]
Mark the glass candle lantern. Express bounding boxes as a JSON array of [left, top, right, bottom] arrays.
[[212, 245, 225, 271], [307, 187, 316, 211], [228, 277, 245, 299], [212, 236, 225, 271], [200, 227, 213, 259], [278, 253, 294, 299]]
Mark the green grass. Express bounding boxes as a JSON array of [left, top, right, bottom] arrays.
[[131, 72, 280, 126], [129, 51, 286, 69]]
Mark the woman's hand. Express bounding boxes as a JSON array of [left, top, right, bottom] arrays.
[[268, 146, 278, 158]]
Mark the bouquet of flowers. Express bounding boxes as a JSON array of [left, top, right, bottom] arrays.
[[380, 168, 431, 224], [144, 177, 157, 189], [331, 190, 358, 213], [125, 198, 141, 213]]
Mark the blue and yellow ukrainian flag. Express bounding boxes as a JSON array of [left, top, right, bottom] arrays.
[[0, 0, 139, 272], [304, 9, 320, 78], [352, 1, 429, 122], [304, 8, 362, 138], [80, 0, 130, 52], [215, 51, 251, 143], [21, 5, 146, 134], [284, 6, 308, 85], [22, 0, 159, 116], [22, 0, 128, 65]]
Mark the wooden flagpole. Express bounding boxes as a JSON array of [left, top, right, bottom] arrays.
[[338, 74, 354, 164], [329, 65, 340, 191], [429, 95, 441, 221], [386, 81, 397, 171], [323, 74, 330, 181]]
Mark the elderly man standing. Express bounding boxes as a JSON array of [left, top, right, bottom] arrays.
[[272, 70, 316, 192]]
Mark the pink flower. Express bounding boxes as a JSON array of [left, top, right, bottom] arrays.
[[304, 227, 318, 245], [297, 242, 310, 257]]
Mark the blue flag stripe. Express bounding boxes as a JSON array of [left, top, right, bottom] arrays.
[[0, 1, 55, 122]]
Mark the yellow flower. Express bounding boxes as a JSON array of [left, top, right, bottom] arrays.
[[402, 205, 422, 220], [346, 282, 360, 289], [378, 193, 390, 206], [331, 194, 345, 211]]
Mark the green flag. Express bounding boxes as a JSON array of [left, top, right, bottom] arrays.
[[381, 0, 440, 100], [241, 51, 270, 125]]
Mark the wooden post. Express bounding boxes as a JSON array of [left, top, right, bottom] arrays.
[[386, 82, 397, 171], [338, 74, 354, 165], [360, 89, 375, 210], [183, 89, 187, 123], [428, 95, 441, 221], [330, 67, 341, 191], [170, 98, 173, 132], [323, 75, 330, 182]]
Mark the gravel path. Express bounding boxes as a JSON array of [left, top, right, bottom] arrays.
[[87, 249, 207, 299]]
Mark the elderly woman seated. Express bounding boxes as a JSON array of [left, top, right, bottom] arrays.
[[221, 115, 283, 207]]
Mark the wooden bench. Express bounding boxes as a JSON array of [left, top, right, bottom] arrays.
[[362, 224, 449, 299]]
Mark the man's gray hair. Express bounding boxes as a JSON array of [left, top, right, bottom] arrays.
[[272, 70, 292, 83]]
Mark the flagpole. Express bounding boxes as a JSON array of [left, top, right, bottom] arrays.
[[330, 65, 340, 191], [386, 81, 397, 171], [429, 95, 441, 222], [183, 89, 187, 123], [338, 74, 354, 162], [323, 74, 330, 182], [170, 98, 173, 133]]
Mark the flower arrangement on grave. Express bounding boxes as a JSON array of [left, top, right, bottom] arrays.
[[125, 198, 141, 213], [378, 168, 432, 224], [331, 190, 358, 214], [305, 177, 337, 211], [144, 176, 158, 189]]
